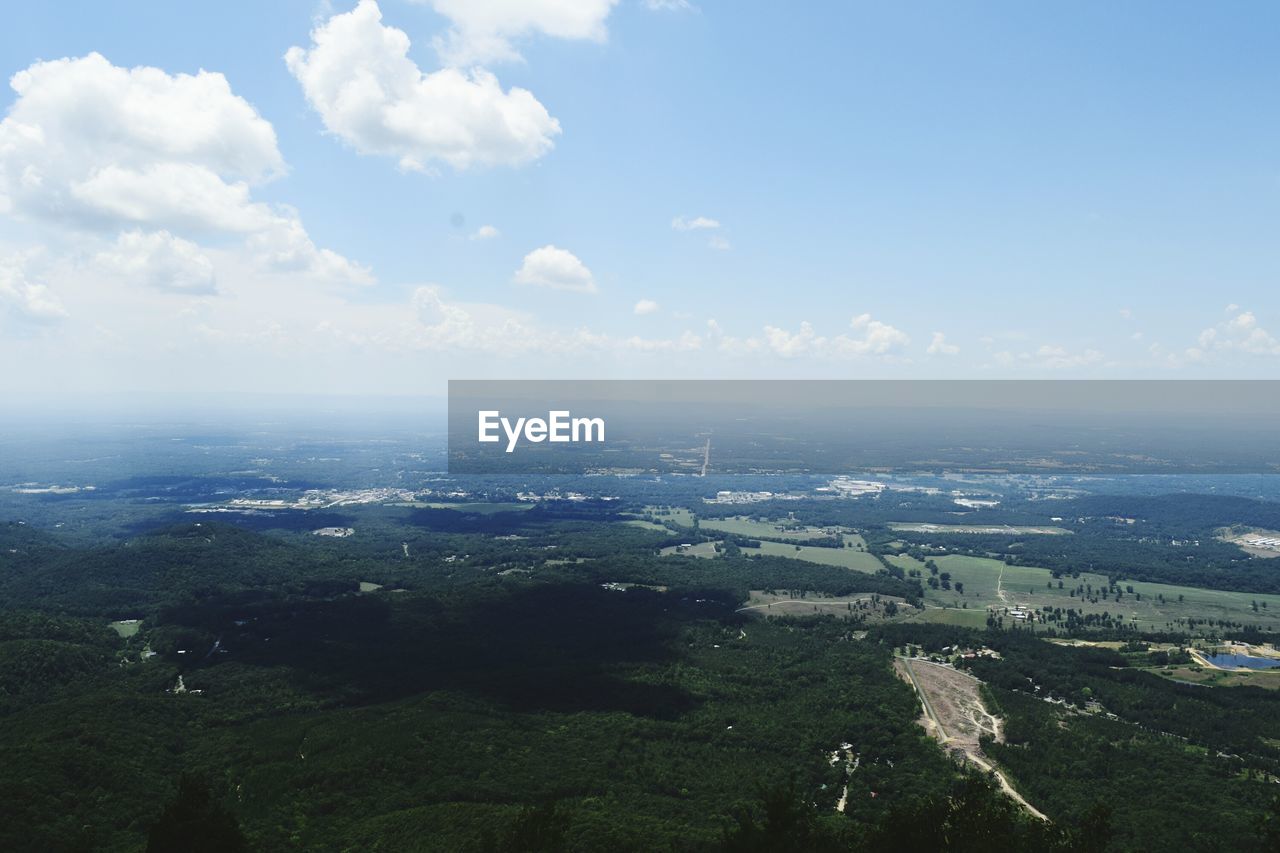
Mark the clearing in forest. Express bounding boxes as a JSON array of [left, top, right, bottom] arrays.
[[894, 656, 1047, 821]]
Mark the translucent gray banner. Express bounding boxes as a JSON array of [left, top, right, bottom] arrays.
[[447, 380, 1280, 475]]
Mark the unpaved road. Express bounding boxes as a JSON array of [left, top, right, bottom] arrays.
[[895, 657, 1046, 821]]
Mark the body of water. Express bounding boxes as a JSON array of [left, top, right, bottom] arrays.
[[1205, 652, 1280, 670]]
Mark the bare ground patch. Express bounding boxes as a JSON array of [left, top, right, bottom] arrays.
[[894, 657, 1046, 820]]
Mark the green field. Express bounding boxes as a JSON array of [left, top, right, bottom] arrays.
[[659, 541, 721, 559], [902, 606, 992, 628], [108, 619, 141, 638], [889, 522, 1071, 535], [740, 589, 905, 621], [623, 518, 670, 532], [1153, 666, 1280, 690], [741, 539, 884, 572], [699, 516, 848, 542], [641, 505, 696, 528], [886, 553, 1280, 632]]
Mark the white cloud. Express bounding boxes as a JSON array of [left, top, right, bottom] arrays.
[[513, 245, 597, 293], [0, 52, 368, 286], [841, 313, 910, 356], [926, 331, 959, 356], [0, 254, 66, 322], [0, 53, 280, 230], [68, 163, 272, 234], [620, 330, 702, 352], [247, 216, 375, 285], [633, 299, 660, 315], [1192, 308, 1280, 358], [672, 215, 728, 249], [671, 215, 720, 231], [286, 1, 561, 172], [95, 230, 216, 294], [763, 321, 820, 358], [1034, 345, 1103, 369], [413, 284, 475, 334], [470, 224, 500, 240], [992, 345, 1104, 370], [758, 314, 909, 359], [426, 0, 619, 67], [645, 0, 695, 11]]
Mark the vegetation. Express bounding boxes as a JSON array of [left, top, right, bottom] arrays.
[[5, 456, 1280, 851]]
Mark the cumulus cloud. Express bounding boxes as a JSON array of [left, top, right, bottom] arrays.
[[0, 52, 368, 286], [620, 330, 702, 352], [0, 255, 66, 323], [759, 314, 909, 359], [1189, 308, 1280, 359], [926, 331, 959, 356], [1034, 345, 1103, 369], [513, 245, 597, 293], [67, 163, 274, 234], [426, 0, 619, 66], [992, 345, 1104, 370], [633, 299, 660, 315], [413, 284, 475, 333], [843, 313, 910, 355], [671, 215, 720, 231], [247, 216, 374, 285], [0, 53, 280, 230], [671, 215, 729, 249], [763, 321, 821, 358], [286, 1, 561, 172], [95, 230, 216, 294], [470, 224, 500, 240]]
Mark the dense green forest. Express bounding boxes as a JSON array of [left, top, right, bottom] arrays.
[[4, 481, 1280, 850]]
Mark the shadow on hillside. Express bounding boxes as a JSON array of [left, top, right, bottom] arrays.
[[185, 581, 700, 719]]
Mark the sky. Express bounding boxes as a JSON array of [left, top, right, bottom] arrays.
[[1, 0, 1279, 398]]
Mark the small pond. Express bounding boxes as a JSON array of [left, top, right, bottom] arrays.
[[1204, 653, 1280, 670]]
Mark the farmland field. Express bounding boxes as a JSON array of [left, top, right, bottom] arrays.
[[623, 518, 670, 531], [740, 539, 884, 572], [699, 516, 845, 542], [108, 619, 141, 638], [739, 589, 903, 620], [659, 541, 721, 558], [1153, 666, 1280, 689], [885, 553, 1280, 632], [889, 522, 1071, 535], [641, 505, 696, 527]]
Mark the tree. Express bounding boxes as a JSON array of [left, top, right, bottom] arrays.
[[146, 776, 246, 853], [1254, 795, 1280, 853], [720, 784, 846, 853], [493, 802, 569, 853]]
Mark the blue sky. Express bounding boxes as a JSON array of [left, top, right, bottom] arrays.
[[1, 1, 1278, 396]]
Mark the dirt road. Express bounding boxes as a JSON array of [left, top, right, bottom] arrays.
[[894, 657, 1046, 820]]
